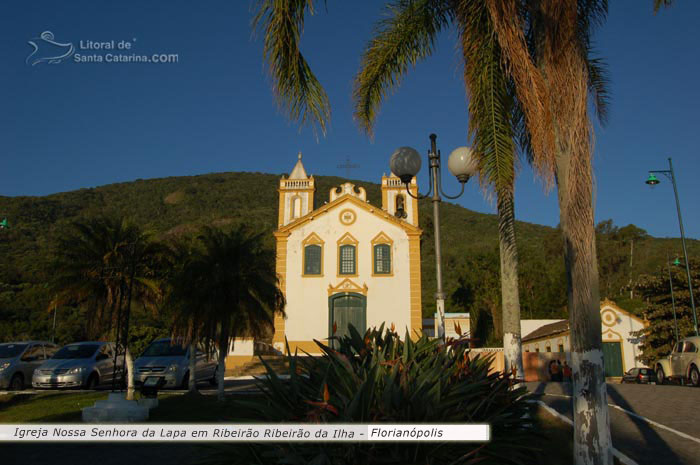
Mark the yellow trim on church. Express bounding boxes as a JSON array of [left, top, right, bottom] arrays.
[[301, 232, 324, 277], [337, 232, 359, 277], [328, 278, 368, 296], [273, 232, 288, 344], [277, 193, 421, 236], [408, 233, 422, 339], [370, 232, 394, 277]]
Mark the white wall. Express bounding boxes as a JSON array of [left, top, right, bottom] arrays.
[[229, 338, 254, 356], [282, 198, 413, 350]]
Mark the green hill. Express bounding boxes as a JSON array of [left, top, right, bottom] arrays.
[[0, 171, 697, 345]]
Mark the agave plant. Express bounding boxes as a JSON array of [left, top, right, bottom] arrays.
[[205, 325, 539, 465]]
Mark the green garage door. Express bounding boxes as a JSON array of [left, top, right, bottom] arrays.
[[329, 293, 366, 348], [602, 342, 623, 377]]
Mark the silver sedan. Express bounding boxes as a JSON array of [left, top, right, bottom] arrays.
[[0, 341, 58, 390], [32, 341, 122, 389], [134, 338, 217, 389]]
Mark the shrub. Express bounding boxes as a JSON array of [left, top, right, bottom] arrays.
[[207, 325, 537, 465]]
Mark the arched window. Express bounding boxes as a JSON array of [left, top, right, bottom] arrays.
[[339, 245, 356, 275], [290, 196, 301, 219], [304, 245, 322, 275], [373, 244, 391, 274]]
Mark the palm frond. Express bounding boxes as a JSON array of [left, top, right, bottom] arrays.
[[653, 0, 674, 13], [253, 0, 331, 135], [353, 0, 453, 136], [485, 0, 554, 182], [457, 0, 516, 198], [587, 55, 610, 125]]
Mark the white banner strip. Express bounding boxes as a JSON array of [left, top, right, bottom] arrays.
[[0, 424, 489, 442]]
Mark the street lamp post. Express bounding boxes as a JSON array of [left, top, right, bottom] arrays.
[[390, 134, 478, 341], [666, 252, 679, 344], [646, 158, 698, 336]]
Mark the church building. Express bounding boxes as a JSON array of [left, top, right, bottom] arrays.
[[270, 153, 423, 354]]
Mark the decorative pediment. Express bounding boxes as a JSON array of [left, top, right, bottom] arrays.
[[602, 328, 622, 341], [302, 232, 324, 245], [371, 231, 393, 245], [330, 182, 367, 202], [337, 232, 359, 246], [328, 278, 368, 296]]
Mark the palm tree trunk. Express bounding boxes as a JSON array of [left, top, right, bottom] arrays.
[[217, 325, 230, 401], [125, 348, 135, 400], [556, 142, 612, 465], [498, 191, 524, 379], [188, 342, 196, 392]]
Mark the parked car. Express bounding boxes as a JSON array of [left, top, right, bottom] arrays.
[[0, 341, 58, 390], [654, 336, 700, 387], [620, 367, 657, 384], [32, 341, 122, 389], [133, 338, 217, 389]]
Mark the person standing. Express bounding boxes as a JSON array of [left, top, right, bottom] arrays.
[[563, 361, 572, 382]]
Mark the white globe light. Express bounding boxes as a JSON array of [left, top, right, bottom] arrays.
[[447, 146, 478, 182], [390, 146, 422, 183]]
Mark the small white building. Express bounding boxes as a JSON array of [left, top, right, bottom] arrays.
[[269, 154, 424, 355], [521, 299, 648, 376]]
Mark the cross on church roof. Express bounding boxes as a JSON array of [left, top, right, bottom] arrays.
[[337, 155, 360, 179]]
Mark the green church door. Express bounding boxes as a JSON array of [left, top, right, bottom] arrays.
[[602, 342, 623, 377], [329, 293, 366, 348]]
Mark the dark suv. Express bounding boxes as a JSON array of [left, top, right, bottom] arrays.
[[621, 367, 657, 384]]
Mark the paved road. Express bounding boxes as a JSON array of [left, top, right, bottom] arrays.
[[528, 382, 700, 465]]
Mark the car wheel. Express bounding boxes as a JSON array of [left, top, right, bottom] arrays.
[[180, 371, 190, 390], [656, 366, 666, 385], [85, 373, 99, 390], [9, 373, 24, 391], [209, 366, 218, 386], [690, 366, 700, 387]]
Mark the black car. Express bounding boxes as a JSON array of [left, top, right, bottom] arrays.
[[621, 367, 657, 384]]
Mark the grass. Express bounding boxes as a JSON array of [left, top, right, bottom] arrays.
[[0, 391, 108, 422], [0, 390, 264, 423]]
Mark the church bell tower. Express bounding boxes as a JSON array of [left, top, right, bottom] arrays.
[[278, 152, 315, 227], [381, 174, 419, 227]]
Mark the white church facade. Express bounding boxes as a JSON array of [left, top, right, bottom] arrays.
[[270, 154, 424, 355]]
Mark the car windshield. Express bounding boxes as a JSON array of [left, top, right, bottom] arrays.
[[141, 341, 187, 357], [0, 343, 27, 358], [52, 344, 99, 359]]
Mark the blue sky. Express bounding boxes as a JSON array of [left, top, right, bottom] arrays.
[[1, 1, 698, 239]]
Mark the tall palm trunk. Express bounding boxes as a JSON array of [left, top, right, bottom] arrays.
[[217, 325, 230, 401], [556, 144, 611, 465], [550, 38, 612, 457], [188, 342, 197, 392], [125, 348, 135, 400], [498, 191, 524, 379]]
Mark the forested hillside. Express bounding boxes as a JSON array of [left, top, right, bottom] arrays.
[[1, 171, 697, 346]]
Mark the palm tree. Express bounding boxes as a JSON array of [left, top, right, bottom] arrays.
[[252, 2, 631, 463], [254, 0, 527, 377], [169, 226, 285, 401], [163, 239, 202, 393], [50, 217, 163, 400]]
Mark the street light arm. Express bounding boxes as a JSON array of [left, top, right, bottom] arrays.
[[436, 168, 466, 199], [403, 165, 434, 200], [649, 169, 673, 182]]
